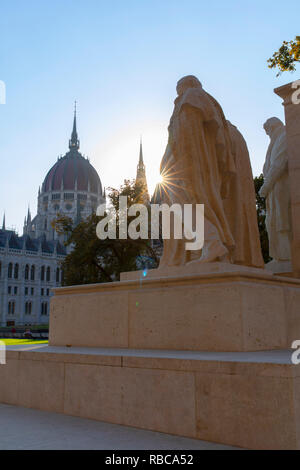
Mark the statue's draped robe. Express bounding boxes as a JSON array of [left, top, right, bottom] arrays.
[[159, 86, 236, 267], [263, 126, 291, 261], [224, 122, 264, 268], [159, 86, 264, 268]]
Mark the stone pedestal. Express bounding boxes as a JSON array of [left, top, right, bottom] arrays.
[[1, 345, 300, 450], [275, 80, 300, 277], [49, 264, 300, 352], [2, 263, 300, 449]]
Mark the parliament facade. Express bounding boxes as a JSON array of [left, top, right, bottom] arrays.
[[0, 110, 105, 326]]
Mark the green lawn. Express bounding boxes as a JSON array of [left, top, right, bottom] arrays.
[[0, 338, 48, 346]]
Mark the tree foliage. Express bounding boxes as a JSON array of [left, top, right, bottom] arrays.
[[52, 180, 158, 286], [254, 174, 271, 264], [268, 36, 300, 76]]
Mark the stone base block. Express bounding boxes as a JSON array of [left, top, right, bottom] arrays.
[[50, 266, 300, 352], [1, 346, 299, 450]]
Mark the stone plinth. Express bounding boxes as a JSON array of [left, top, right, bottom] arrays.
[[49, 265, 300, 352], [0, 345, 300, 450], [275, 81, 300, 277], [120, 262, 266, 281]]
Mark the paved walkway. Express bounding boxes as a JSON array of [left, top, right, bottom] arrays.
[[0, 404, 238, 450]]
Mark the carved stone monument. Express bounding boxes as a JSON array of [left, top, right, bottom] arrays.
[[274, 81, 300, 277], [48, 75, 300, 356], [260, 117, 292, 273], [159, 75, 263, 269], [3, 77, 300, 450]]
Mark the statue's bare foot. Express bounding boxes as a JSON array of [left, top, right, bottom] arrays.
[[198, 240, 229, 263]]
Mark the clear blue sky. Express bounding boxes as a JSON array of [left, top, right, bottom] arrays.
[[0, 0, 299, 232]]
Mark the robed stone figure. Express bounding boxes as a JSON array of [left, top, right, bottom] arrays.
[[225, 121, 264, 267], [260, 117, 291, 264], [159, 75, 263, 268]]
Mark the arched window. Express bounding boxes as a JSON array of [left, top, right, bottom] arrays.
[[56, 267, 60, 283], [14, 263, 19, 279], [0, 261, 2, 278], [30, 265, 35, 281], [41, 266, 45, 281], [8, 301, 15, 315], [25, 264, 29, 280], [46, 267, 51, 282], [41, 302, 48, 315], [25, 301, 32, 315], [8, 263, 13, 278]]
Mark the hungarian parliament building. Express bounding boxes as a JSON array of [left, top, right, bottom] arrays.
[[0, 110, 150, 327]]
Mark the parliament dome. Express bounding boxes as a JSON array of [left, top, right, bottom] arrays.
[[41, 109, 102, 196]]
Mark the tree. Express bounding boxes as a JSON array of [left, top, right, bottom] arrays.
[[52, 180, 158, 286], [254, 174, 271, 264], [268, 36, 300, 76]]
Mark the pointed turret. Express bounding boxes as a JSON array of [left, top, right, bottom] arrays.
[[137, 137, 146, 175], [139, 137, 144, 165], [136, 137, 150, 202], [69, 101, 80, 150], [27, 206, 31, 225], [2, 213, 5, 231], [23, 215, 27, 235]]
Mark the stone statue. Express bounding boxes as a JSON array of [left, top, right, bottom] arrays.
[[260, 117, 292, 267], [159, 75, 263, 268], [225, 121, 264, 268]]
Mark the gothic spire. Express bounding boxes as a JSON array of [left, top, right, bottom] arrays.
[[27, 206, 31, 224], [69, 101, 80, 150], [139, 136, 144, 165], [2, 212, 5, 230], [136, 137, 150, 202], [137, 137, 146, 176]]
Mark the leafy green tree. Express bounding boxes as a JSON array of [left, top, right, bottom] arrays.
[[52, 179, 158, 286], [268, 36, 300, 76], [254, 175, 271, 264]]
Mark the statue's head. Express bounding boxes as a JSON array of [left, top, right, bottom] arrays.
[[176, 75, 202, 96], [263, 117, 284, 137]]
